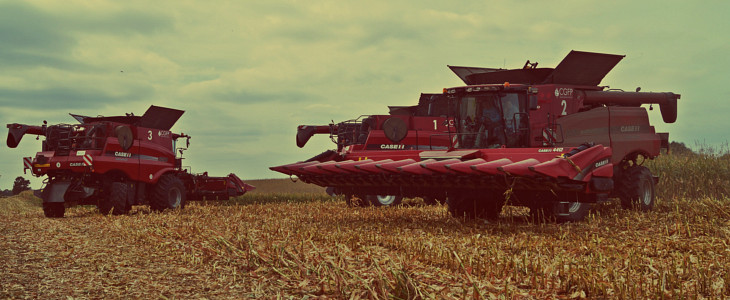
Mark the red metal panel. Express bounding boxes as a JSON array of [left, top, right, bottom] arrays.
[[444, 158, 485, 174], [335, 159, 373, 173], [471, 158, 513, 174], [421, 158, 461, 174], [398, 159, 436, 175], [376, 159, 417, 173], [272, 161, 319, 176], [355, 159, 392, 174], [301, 161, 339, 175], [498, 159, 540, 176]]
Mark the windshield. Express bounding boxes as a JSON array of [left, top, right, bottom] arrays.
[[457, 92, 528, 148]]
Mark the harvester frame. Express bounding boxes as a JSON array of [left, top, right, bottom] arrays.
[[6, 105, 254, 217], [272, 50, 680, 222]]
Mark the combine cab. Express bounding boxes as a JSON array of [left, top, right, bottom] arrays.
[[7, 105, 254, 217], [272, 51, 680, 222]]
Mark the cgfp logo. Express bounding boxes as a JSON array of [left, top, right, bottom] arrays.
[[555, 88, 573, 97]]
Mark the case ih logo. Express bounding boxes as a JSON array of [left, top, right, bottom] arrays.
[[594, 158, 609, 168], [114, 152, 132, 158], [538, 147, 564, 153], [380, 144, 405, 150]]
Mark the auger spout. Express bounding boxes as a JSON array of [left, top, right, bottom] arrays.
[[6, 123, 46, 148], [296, 125, 333, 148], [582, 91, 680, 123]]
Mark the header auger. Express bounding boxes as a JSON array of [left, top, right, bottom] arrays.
[[271, 51, 680, 221], [7, 105, 254, 218]]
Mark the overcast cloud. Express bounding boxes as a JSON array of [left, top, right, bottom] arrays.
[[1, 0, 728, 189]]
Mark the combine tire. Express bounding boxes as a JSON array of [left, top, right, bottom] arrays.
[[447, 192, 503, 220], [529, 193, 591, 223], [617, 166, 655, 211], [151, 174, 186, 212], [42, 202, 65, 218], [99, 182, 130, 215], [345, 194, 371, 207], [423, 196, 445, 205], [551, 202, 591, 223], [367, 195, 403, 207]]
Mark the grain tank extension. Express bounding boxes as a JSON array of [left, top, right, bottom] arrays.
[[271, 51, 681, 221]]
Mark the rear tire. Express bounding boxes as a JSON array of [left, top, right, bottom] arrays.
[[423, 196, 445, 205], [151, 174, 186, 212], [99, 182, 130, 215], [447, 192, 503, 220], [528, 192, 592, 223], [43, 202, 65, 218], [616, 166, 655, 211], [368, 195, 403, 207], [550, 202, 591, 223], [346, 194, 371, 207]]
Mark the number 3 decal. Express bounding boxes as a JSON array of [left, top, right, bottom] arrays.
[[561, 100, 567, 115], [147, 130, 153, 140]]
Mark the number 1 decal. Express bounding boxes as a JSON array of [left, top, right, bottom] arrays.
[[433, 120, 438, 130]]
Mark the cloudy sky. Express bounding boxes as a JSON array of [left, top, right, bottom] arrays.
[[1, 0, 728, 189]]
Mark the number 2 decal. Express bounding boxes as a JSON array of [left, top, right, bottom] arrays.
[[560, 100, 567, 115]]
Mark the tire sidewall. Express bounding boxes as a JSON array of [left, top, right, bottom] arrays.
[[552, 202, 592, 223], [368, 195, 402, 206], [636, 168, 655, 211], [366, 195, 403, 206], [152, 174, 187, 211], [618, 166, 655, 211]]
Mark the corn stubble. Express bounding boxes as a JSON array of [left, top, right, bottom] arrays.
[[1, 150, 729, 298]]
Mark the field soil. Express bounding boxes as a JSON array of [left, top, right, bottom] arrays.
[[1, 182, 729, 299]]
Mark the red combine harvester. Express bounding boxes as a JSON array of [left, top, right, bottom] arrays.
[[6, 105, 254, 217], [272, 51, 680, 222]]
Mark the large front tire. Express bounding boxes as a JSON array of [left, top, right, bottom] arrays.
[[447, 192, 504, 220], [616, 166, 655, 211], [555, 202, 591, 222], [528, 192, 592, 223], [151, 174, 186, 212], [99, 182, 129, 215], [423, 196, 445, 205], [42, 202, 65, 218], [367, 195, 403, 207]]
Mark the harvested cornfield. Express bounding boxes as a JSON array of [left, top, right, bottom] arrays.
[[1, 149, 729, 298]]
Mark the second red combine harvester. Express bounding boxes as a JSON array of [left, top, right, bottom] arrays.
[[272, 51, 680, 222], [7, 105, 254, 218]]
